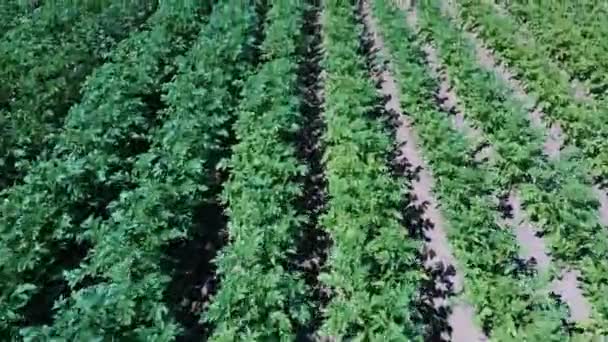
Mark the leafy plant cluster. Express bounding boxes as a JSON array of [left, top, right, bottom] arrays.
[[0, 0, 39, 35], [456, 0, 608, 187], [419, 0, 608, 334], [205, 1, 313, 341], [18, 1, 258, 340], [372, 0, 571, 339], [0, 3, 206, 338], [497, 0, 608, 96], [318, 1, 422, 339], [0, 0, 156, 190]]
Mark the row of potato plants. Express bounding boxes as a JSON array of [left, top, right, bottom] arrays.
[[204, 1, 313, 340], [455, 0, 608, 187], [318, 0, 422, 339], [0, 3, 206, 338], [372, 0, 571, 339], [19, 1, 257, 340], [497, 0, 608, 95], [0, 0, 156, 190], [419, 0, 608, 334]]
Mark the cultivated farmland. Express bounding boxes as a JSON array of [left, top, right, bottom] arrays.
[[1, 0, 607, 341]]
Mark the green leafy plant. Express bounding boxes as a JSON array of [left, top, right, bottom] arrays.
[[205, 1, 312, 341], [317, 1, 423, 339], [19, 2, 258, 339], [372, 0, 570, 339], [0, 0, 39, 35], [0, 0, 156, 190], [0, 3, 204, 338], [497, 0, 608, 95], [454, 1, 608, 331], [456, 0, 608, 186]]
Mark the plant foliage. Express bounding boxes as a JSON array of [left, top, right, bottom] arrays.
[[19, 1, 258, 339], [318, 0, 423, 339], [205, 1, 313, 341], [0, 0, 156, 190], [372, 0, 570, 338], [457, 0, 608, 186], [0, 3, 204, 338]]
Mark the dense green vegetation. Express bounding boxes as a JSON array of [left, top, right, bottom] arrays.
[[0, 1, 39, 35], [18, 1, 254, 340], [206, 1, 312, 340], [319, 1, 422, 339], [0, 0, 607, 340], [0, 0, 156, 190], [497, 0, 608, 95], [0, 2, 205, 338]]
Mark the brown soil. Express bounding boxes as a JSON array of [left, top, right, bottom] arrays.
[[165, 201, 225, 341], [444, 0, 593, 323], [551, 269, 591, 322], [364, 2, 487, 341], [449, 305, 487, 342], [544, 122, 564, 159], [295, 2, 330, 339], [505, 192, 551, 271], [571, 78, 592, 102], [594, 186, 608, 227]]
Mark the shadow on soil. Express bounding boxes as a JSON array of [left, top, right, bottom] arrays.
[[162, 199, 226, 342], [293, 1, 331, 340]]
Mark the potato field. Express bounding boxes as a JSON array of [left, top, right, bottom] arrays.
[[1, 0, 608, 340]]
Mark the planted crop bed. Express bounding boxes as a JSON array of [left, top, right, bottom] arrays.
[[1, 0, 607, 340]]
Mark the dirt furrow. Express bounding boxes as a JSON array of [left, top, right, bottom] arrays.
[[595, 187, 608, 226], [406, 3, 493, 164], [165, 201, 224, 341], [571, 79, 592, 102], [551, 269, 592, 322], [363, 2, 486, 341], [443, 0, 593, 323], [503, 192, 551, 271]]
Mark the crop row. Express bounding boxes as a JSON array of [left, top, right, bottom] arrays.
[[372, 0, 571, 339], [456, 0, 608, 187], [20, 2, 257, 340], [497, 0, 608, 95], [319, 0, 422, 339], [0, 0, 156, 190], [0, 3, 205, 338], [19, 2, 255, 341], [204, 1, 312, 340], [417, 0, 546, 189], [420, 0, 608, 334]]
